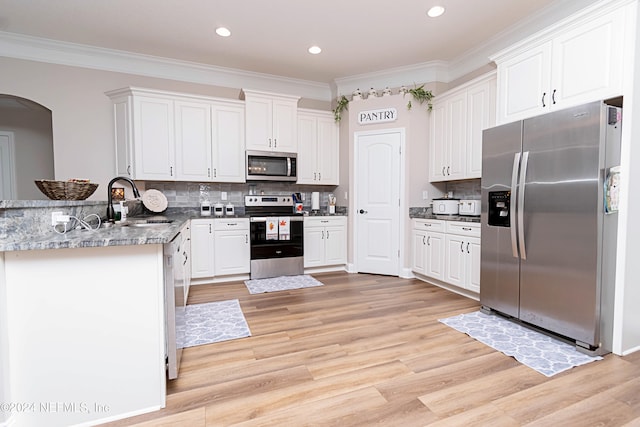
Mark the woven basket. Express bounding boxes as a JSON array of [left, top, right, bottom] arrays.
[[35, 180, 99, 200]]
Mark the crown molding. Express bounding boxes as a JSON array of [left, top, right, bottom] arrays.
[[0, 31, 333, 101]]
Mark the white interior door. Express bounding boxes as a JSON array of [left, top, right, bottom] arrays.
[[355, 130, 401, 275], [0, 131, 17, 200]]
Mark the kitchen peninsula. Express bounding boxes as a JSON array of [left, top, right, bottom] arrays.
[[0, 201, 189, 427]]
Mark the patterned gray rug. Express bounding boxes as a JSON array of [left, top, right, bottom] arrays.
[[244, 274, 324, 294], [439, 311, 602, 377], [180, 299, 251, 348]]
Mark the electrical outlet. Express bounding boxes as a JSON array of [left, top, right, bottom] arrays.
[[221, 191, 227, 201], [344, 191, 348, 200], [422, 190, 429, 200]]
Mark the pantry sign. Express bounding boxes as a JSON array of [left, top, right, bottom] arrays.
[[358, 107, 398, 125]]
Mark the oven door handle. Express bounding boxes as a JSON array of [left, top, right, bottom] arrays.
[[250, 216, 304, 222]]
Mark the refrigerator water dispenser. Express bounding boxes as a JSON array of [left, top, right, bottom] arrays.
[[488, 191, 511, 227]]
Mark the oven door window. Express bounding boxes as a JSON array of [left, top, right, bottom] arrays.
[[250, 220, 303, 259]]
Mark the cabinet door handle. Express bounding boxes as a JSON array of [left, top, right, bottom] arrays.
[[422, 235, 426, 245], [208, 167, 211, 178], [327, 231, 330, 239], [462, 227, 472, 231], [274, 138, 277, 148], [427, 236, 431, 246], [442, 166, 445, 176], [552, 89, 557, 105], [314, 172, 317, 180], [460, 241, 464, 252], [541, 92, 546, 107], [214, 168, 217, 178], [318, 172, 321, 181], [268, 138, 272, 147], [245, 234, 248, 244], [127, 165, 131, 175], [467, 242, 470, 253], [209, 224, 212, 233], [322, 230, 325, 239], [170, 166, 173, 176], [447, 166, 450, 176]]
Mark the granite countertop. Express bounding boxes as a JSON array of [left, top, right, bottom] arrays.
[[0, 214, 191, 252], [410, 212, 481, 223]]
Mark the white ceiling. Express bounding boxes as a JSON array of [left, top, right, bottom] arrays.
[[0, 0, 600, 92]]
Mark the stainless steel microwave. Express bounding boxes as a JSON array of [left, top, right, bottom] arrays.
[[246, 150, 297, 181]]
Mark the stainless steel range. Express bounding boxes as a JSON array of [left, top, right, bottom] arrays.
[[245, 195, 304, 279]]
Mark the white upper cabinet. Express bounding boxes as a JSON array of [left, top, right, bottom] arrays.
[[132, 95, 176, 180], [107, 88, 245, 182], [494, 4, 630, 124], [429, 72, 496, 182], [297, 109, 339, 185], [243, 89, 299, 153], [175, 100, 212, 181], [211, 103, 246, 183]]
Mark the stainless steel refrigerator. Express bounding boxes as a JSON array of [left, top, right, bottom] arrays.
[[480, 100, 622, 355]]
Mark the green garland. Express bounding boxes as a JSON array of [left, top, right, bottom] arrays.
[[406, 84, 434, 111], [333, 95, 349, 122], [332, 85, 434, 122]]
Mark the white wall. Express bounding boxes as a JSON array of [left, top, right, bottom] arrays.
[[614, 1, 640, 355], [0, 104, 54, 199], [344, 89, 444, 272]]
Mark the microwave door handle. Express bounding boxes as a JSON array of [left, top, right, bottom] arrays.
[[510, 152, 520, 258], [287, 157, 292, 177], [518, 151, 529, 260]]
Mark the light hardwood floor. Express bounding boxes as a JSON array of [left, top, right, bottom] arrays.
[[102, 272, 640, 426]]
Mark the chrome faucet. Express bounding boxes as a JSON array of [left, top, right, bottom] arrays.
[[106, 177, 141, 222]]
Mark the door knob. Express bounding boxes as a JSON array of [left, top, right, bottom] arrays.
[[359, 209, 368, 214]]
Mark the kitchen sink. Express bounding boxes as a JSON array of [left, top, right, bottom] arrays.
[[98, 217, 174, 229], [129, 219, 174, 227]]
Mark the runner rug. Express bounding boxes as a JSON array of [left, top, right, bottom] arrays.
[[439, 310, 602, 377], [181, 299, 251, 348], [244, 274, 324, 294]]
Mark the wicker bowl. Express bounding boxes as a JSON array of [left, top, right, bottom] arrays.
[[35, 180, 99, 200]]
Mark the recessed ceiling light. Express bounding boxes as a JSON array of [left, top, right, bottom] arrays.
[[308, 45, 322, 55], [215, 27, 231, 37], [427, 6, 445, 18]]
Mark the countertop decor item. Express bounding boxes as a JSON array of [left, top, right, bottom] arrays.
[[35, 179, 98, 200], [405, 84, 434, 111], [141, 189, 168, 213], [333, 95, 349, 122]]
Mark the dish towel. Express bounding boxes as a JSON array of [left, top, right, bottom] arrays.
[[278, 217, 290, 240], [266, 217, 278, 240]]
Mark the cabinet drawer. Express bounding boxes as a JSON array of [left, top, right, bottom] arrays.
[[412, 219, 445, 232], [304, 216, 346, 228], [214, 218, 249, 231], [446, 221, 480, 237]]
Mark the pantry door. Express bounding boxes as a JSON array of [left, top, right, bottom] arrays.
[[354, 129, 403, 276]]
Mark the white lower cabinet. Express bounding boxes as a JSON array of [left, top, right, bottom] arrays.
[[412, 219, 481, 293], [213, 219, 250, 276], [411, 219, 445, 281], [180, 222, 192, 300], [190, 218, 250, 279], [190, 219, 215, 278], [304, 216, 347, 268]]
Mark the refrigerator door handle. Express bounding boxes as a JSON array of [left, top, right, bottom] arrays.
[[510, 152, 521, 258], [518, 151, 530, 260]]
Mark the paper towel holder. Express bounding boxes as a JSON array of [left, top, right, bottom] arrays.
[[311, 192, 320, 211]]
